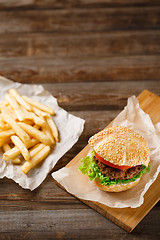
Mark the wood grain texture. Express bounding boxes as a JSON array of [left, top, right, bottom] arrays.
[[55, 90, 160, 233], [0, 0, 160, 9], [0, 208, 159, 240], [0, 7, 159, 34], [0, 55, 160, 83], [42, 81, 160, 110], [0, 4, 159, 83], [0, 31, 160, 58]]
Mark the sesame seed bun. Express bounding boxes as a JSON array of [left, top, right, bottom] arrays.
[[89, 126, 150, 167], [95, 177, 141, 192]]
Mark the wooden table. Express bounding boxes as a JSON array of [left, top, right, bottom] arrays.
[[0, 1, 159, 239]]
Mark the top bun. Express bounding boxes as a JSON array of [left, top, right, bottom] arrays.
[[88, 126, 150, 167]]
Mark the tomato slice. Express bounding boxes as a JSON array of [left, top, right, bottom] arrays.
[[94, 151, 133, 170]]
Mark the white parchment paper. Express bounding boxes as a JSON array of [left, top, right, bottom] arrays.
[[52, 96, 160, 208], [0, 76, 85, 190]]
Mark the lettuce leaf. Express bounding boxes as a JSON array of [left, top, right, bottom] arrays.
[[78, 150, 150, 186]]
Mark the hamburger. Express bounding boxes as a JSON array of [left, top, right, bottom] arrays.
[[79, 126, 150, 192]]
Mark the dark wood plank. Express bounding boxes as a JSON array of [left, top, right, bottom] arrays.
[[0, 207, 159, 240], [0, 31, 160, 58], [0, 176, 81, 209], [42, 81, 160, 110], [0, 56, 160, 83], [0, 7, 159, 34], [0, 0, 160, 9]]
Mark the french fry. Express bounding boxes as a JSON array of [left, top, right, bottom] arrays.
[[29, 143, 46, 158], [19, 122, 52, 145], [41, 116, 55, 144], [1, 106, 30, 144], [19, 106, 32, 120], [0, 100, 8, 110], [45, 115, 59, 142], [3, 138, 39, 161], [11, 135, 30, 161], [32, 106, 49, 117], [20, 106, 45, 126], [5, 94, 25, 121], [23, 119, 34, 125], [3, 144, 21, 164], [2, 105, 13, 120], [21, 145, 50, 174], [22, 95, 54, 115], [0, 123, 12, 131], [9, 89, 32, 111], [33, 124, 41, 130], [0, 129, 15, 139], [29, 112, 46, 126], [0, 138, 10, 147], [7, 105, 17, 120], [0, 114, 6, 129]]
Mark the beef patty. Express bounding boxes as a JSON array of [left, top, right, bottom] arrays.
[[93, 156, 143, 180]]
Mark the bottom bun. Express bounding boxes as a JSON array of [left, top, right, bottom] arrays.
[[95, 178, 141, 192]]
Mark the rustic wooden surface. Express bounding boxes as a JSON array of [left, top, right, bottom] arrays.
[[0, 0, 159, 239]]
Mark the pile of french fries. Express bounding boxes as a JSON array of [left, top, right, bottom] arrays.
[[0, 89, 59, 174]]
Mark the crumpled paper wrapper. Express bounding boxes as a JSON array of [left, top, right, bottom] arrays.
[[52, 96, 160, 208], [0, 76, 85, 190]]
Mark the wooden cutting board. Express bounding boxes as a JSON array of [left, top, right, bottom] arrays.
[[55, 90, 160, 233]]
